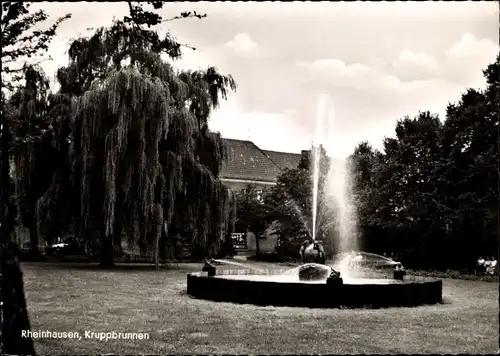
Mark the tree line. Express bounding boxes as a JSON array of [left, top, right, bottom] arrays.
[[236, 57, 498, 270], [349, 58, 498, 270]]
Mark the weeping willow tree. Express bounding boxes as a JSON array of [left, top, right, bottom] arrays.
[[9, 65, 75, 250], [71, 68, 172, 266], [34, 90, 74, 245], [8, 65, 58, 257], [36, 8, 237, 267]]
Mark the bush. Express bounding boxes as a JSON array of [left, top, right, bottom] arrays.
[[170, 236, 236, 262], [19, 250, 46, 262], [216, 237, 235, 259], [247, 252, 283, 263], [275, 240, 303, 261]]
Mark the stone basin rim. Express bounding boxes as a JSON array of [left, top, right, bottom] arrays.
[[186, 270, 443, 308], [187, 270, 442, 284]]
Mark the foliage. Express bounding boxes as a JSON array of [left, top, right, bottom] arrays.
[[267, 167, 312, 239], [235, 184, 273, 255], [265, 145, 337, 256], [29, 2, 237, 267], [1, 2, 70, 92], [350, 56, 499, 269], [7, 65, 60, 257], [274, 239, 304, 261], [1, 3, 69, 355]]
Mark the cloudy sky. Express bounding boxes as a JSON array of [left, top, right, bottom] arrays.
[[35, 2, 498, 158]]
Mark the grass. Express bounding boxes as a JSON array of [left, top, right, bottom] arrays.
[[406, 268, 499, 282], [22, 261, 498, 354]]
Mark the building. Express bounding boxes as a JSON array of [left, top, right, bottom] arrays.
[[220, 138, 305, 253], [220, 138, 303, 190]]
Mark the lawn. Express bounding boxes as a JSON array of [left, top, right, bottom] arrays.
[[22, 261, 498, 354]]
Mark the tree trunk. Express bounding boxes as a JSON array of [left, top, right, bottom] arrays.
[[99, 235, 114, 267], [1, 241, 36, 355], [160, 230, 174, 262], [154, 237, 160, 270], [1, 119, 36, 355], [253, 229, 260, 256], [29, 226, 42, 261]]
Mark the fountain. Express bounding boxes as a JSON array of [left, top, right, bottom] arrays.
[[187, 94, 442, 308]]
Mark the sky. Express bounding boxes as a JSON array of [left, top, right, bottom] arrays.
[[33, 2, 499, 159]]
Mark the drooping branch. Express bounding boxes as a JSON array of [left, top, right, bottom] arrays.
[[162, 11, 207, 23]]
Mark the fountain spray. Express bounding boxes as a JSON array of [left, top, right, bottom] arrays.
[[311, 94, 329, 241]]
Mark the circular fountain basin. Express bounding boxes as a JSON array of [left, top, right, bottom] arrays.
[[187, 269, 442, 308]]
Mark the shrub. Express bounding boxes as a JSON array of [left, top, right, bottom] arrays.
[[247, 252, 283, 263], [216, 237, 235, 259], [275, 240, 303, 261]]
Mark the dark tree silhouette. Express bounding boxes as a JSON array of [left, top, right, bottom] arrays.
[[349, 56, 499, 269], [32, 2, 237, 268], [1, 3, 69, 354]]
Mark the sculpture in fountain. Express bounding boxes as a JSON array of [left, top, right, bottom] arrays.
[[298, 239, 342, 282], [202, 259, 216, 277], [299, 239, 327, 264], [297, 263, 332, 281], [393, 262, 406, 281]]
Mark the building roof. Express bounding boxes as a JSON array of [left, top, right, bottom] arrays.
[[262, 150, 302, 171], [221, 139, 283, 182], [220, 138, 344, 184]]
